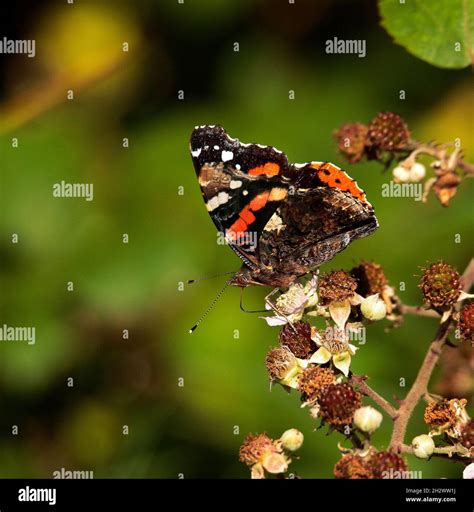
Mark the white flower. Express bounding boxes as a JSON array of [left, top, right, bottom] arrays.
[[261, 275, 318, 326], [309, 327, 358, 377], [326, 293, 363, 330]]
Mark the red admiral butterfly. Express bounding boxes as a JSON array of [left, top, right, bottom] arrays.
[[190, 125, 378, 291]]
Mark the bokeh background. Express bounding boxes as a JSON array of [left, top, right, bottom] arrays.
[[0, 0, 472, 478]]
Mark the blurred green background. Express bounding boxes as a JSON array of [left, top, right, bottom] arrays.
[[0, 0, 472, 478]]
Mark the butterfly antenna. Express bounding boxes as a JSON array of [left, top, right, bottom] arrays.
[[189, 279, 232, 333], [187, 270, 236, 284]]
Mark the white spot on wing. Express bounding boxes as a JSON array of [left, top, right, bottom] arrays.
[[242, 190, 248, 196], [206, 196, 220, 211], [218, 191, 229, 203], [235, 164, 241, 170], [222, 150, 233, 162], [214, 145, 220, 150], [191, 148, 202, 157], [230, 180, 242, 189]]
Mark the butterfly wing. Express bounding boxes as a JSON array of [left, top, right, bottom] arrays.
[[258, 161, 378, 273], [190, 125, 289, 266]]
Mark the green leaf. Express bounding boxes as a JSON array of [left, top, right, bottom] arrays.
[[379, 0, 474, 69]]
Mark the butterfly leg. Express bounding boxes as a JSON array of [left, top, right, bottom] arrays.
[[264, 288, 298, 332]]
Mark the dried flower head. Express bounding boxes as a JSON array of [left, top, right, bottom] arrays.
[[370, 450, 407, 479], [460, 419, 474, 450], [351, 261, 388, 296], [433, 171, 461, 207], [279, 321, 316, 358], [265, 347, 300, 387], [319, 270, 358, 305], [334, 453, 374, 479], [333, 122, 368, 163], [419, 261, 462, 309], [423, 398, 467, 436], [239, 433, 289, 475], [459, 302, 474, 343], [298, 365, 336, 403], [318, 382, 362, 426], [239, 433, 276, 467], [366, 112, 410, 152]]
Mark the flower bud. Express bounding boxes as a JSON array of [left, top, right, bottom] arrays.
[[361, 294, 387, 321], [463, 463, 474, 479], [279, 429, 304, 452], [409, 162, 426, 182], [353, 406, 383, 434], [392, 165, 411, 183], [411, 434, 435, 459]]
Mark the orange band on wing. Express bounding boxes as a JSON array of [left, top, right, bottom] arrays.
[[227, 191, 272, 239], [239, 206, 257, 225], [310, 162, 367, 202], [248, 191, 270, 211], [248, 162, 280, 176], [227, 218, 248, 240]]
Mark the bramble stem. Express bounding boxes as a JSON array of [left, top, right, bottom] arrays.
[[350, 374, 398, 419], [389, 319, 452, 451], [398, 304, 439, 318], [389, 259, 474, 453], [401, 141, 474, 176], [400, 443, 472, 464]]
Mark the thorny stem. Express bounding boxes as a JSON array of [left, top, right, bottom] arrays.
[[400, 443, 472, 464], [398, 304, 440, 318], [388, 317, 453, 451], [400, 141, 474, 176], [389, 259, 474, 453], [349, 374, 398, 419]]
